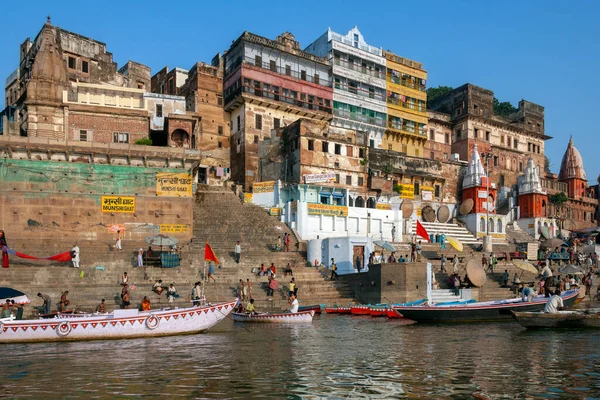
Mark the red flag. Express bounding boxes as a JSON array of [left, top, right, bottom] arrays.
[[204, 241, 220, 264], [416, 220, 430, 242]]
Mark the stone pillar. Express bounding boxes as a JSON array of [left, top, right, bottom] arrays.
[[483, 235, 493, 253]]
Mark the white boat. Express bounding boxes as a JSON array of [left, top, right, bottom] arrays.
[[0, 299, 238, 343], [232, 310, 315, 323]]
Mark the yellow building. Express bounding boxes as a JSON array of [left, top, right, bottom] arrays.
[[383, 51, 428, 157]]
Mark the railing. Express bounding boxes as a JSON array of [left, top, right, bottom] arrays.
[[333, 58, 384, 79], [330, 32, 382, 56], [387, 121, 427, 137], [386, 97, 426, 112], [334, 82, 385, 102], [235, 57, 332, 87], [386, 74, 426, 92], [226, 84, 332, 114], [334, 109, 386, 127]]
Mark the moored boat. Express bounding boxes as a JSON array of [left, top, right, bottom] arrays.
[[298, 304, 322, 314], [231, 310, 315, 323], [0, 299, 238, 343], [369, 306, 387, 317], [512, 308, 600, 329], [392, 289, 581, 323], [325, 306, 351, 314], [385, 308, 403, 319], [350, 305, 371, 315]]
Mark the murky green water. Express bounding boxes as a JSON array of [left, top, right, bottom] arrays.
[[1, 315, 600, 399]]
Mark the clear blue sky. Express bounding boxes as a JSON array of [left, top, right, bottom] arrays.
[[2, 0, 598, 181]]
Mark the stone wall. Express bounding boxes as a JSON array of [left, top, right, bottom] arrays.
[[69, 110, 149, 143]]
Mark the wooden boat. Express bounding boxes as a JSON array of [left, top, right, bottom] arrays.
[[512, 308, 600, 329], [369, 307, 387, 317], [324, 306, 351, 314], [350, 305, 371, 315], [392, 289, 581, 323], [231, 310, 315, 323], [385, 308, 403, 319], [0, 299, 238, 343], [298, 304, 322, 314]]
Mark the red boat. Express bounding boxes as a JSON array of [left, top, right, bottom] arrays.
[[385, 308, 403, 319], [369, 307, 387, 317], [298, 305, 322, 314], [350, 305, 371, 315], [325, 306, 351, 314]]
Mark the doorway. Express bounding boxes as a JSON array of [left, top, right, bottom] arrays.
[[353, 245, 365, 272]]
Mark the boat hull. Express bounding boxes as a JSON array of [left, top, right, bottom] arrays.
[[325, 307, 351, 314], [512, 309, 600, 329], [298, 305, 322, 314], [0, 300, 238, 344], [393, 290, 581, 323], [232, 310, 314, 323], [350, 306, 371, 315]]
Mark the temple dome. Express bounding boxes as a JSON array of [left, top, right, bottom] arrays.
[[559, 137, 587, 181]]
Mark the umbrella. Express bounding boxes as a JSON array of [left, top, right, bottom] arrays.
[[445, 236, 463, 252], [374, 240, 396, 252], [145, 234, 179, 247], [0, 287, 31, 305], [559, 265, 584, 275], [542, 238, 563, 249], [512, 260, 538, 275]]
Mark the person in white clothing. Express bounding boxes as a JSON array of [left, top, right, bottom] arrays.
[[544, 289, 564, 313], [137, 248, 144, 267], [115, 230, 122, 251], [289, 293, 299, 313], [71, 244, 80, 268]]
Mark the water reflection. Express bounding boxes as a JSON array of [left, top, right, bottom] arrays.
[[1, 317, 600, 399]]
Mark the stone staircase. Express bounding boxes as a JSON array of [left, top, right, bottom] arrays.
[[409, 221, 480, 245]]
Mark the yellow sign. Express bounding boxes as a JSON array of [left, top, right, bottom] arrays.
[[416, 207, 422, 216], [397, 184, 415, 199], [307, 203, 348, 217], [244, 193, 253, 203], [269, 207, 282, 216], [101, 196, 135, 213], [253, 181, 275, 193], [376, 203, 392, 210], [421, 186, 434, 192], [160, 224, 191, 234], [156, 173, 193, 197]]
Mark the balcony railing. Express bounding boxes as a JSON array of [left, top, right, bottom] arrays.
[[386, 97, 426, 112], [225, 84, 332, 114], [387, 122, 427, 137], [334, 82, 385, 102], [333, 58, 384, 79], [228, 57, 332, 87], [334, 109, 386, 127], [386, 74, 426, 92]]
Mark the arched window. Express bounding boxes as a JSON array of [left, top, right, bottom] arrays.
[[497, 219, 502, 233], [366, 197, 376, 209], [348, 197, 354, 207], [480, 217, 486, 232], [488, 218, 494, 233], [355, 196, 365, 208]]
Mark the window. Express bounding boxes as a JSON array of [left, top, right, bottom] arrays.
[[274, 118, 280, 129], [358, 177, 364, 186], [255, 55, 262, 67], [217, 96, 223, 106], [169, 79, 174, 94], [320, 195, 329, 204], [137, 82, 144, 89], [528, 143, 531, 152], [507, 137, 511, 147], [218, 125, 223, 135], [346, 175, 352, 185], [270, 60, 277, 72], [156, 104, 163, 118], [474, 128, 479, 138], [519, 162, 523, 172], [308, 139, 314, 151], [445, 133, 449, 144], [237, 116, 241, 131], [443, 153, 448, 160], [359, 148, 365, 158], [513, 139, 518, 149], [430, 152, 435, 160], [322, 141, 329, 152], [285, 65, 291, 76], [501, 135, 505, 144], [113, 132, 129, 143], [218, 141, 223, 148], [456, 129, 461, 139], [388, 144, 393, 150], [402, 144, 408, 153], [335, 144, 341, 155], [485, 131, 490, 141], [435, 185, 441, 198], [348, 81, 358, 94], [78, 130, 89, 141], [346, 145, 353, 157], [254, 114, 262, 130], [314, 73, 320, 84], [369, 87, 375, 99], [414, 182, 420, 196], [370, 139, 375, 148], [68, 56, 76, 69], [300, 70, 306, 81], [335, 174, 340, 183], [494, 156, 498, 167], [430, 129, 435, 140], [82, 60, 89, 73]]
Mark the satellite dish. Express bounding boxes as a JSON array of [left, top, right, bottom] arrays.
[[422, 205, 436, 222], [437, 205, 450, 223], [466, 259, 487, 287], [459, 199, 474, 215], [401, 199, 413, 218]]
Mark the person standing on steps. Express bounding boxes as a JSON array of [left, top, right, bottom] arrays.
[[0, 230, 9, 268], [416, 241, 423, 262], [234, 241, 241, 264], [440, 254, 447, 273], [391, 225, 396, 243], [452, 255, 459, 274], [137, 248, 144, 268], [330, 258, 338, 281], [284, 232, 291, 252], [115, 230, 122, 251], [71, 243, 80, 268], [246, 278, 253, 299], [207, 263, 216, 282]]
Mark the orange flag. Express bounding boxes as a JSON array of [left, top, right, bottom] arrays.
[[205, 241, 220, 264]]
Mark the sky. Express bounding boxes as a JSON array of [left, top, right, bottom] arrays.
[[1, 0, 599, 180]]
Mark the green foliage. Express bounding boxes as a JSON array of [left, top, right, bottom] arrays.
[[393, 184, 402, 194], [493, 98, 518, 117], [549, 192, 568, 207], [383, 163, 393, 176], [135, 138, 153, 146], [544, 156, 551, 174], [426, 86, 454, 103]]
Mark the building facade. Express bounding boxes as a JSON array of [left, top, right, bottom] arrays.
[[425, 110, 453, 161], [151, 67, 189, 96], [223, 31, 333, 189], [305, 27, 387, 149]]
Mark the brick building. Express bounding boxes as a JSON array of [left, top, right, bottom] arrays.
[[425, 110, 453, 162], [223, 31, 333, 189], [151, 66, 189, 96]]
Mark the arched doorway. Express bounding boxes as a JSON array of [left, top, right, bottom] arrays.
[[171, 129, 190, 148], [355, 196, 365, 208], [366, 197, 376, 209], [480, 217, 486, 232]]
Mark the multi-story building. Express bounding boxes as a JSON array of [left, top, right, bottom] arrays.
[[305, 27, 387, 149], [425, 111, 453, 161], [428, 84, 548, 194], [151, 66, 189, 96], [223, 31, 333, 189], [383, 51, 428, 157]]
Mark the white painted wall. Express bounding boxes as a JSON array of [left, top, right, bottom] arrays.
[[317, 236, 373, 275]]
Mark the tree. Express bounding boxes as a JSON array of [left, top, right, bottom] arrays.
[[493, 98, 517, 117], [544, 156, 551, 175], [549, 192, 568, 207], [426, 86, 454, 103]]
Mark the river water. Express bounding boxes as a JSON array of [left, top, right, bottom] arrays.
[[1, 315, 600, 399]]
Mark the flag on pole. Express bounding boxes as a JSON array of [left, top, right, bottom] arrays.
[[204, 241, 220, 264], [416, 220, 430, 242]]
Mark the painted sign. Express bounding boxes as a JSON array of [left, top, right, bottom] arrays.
[[160, 224, 191, 234], [108, 224, 125, 233], [304, 173, 336, 184], [421, 191, 433, 201], [477, 190, 488, 199], [291, 202, 298, 212], [156, 173, 193, 197], [244, 193, 253, 203], [101, 196, 135, 213], [376, 203, 392, 210], [253, 181, 275, 193], [416, 207, 422, 216], [397, 184, 415, 199], [269, 207, 282, 216], [307, 203, 348, 217]]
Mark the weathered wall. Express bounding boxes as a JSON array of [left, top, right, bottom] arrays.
[[69, 111, 149, 143], [0, 159, 194, 242]]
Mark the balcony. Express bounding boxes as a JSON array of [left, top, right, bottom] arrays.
[[228, 57, 332, 88], [333, 109, 386, 127], [386, 122, 427, 139], [386, 74, 426, 92], [333, 58, 384, 80], [387, 97, 427, 113], [334, 82, 385, 103]]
